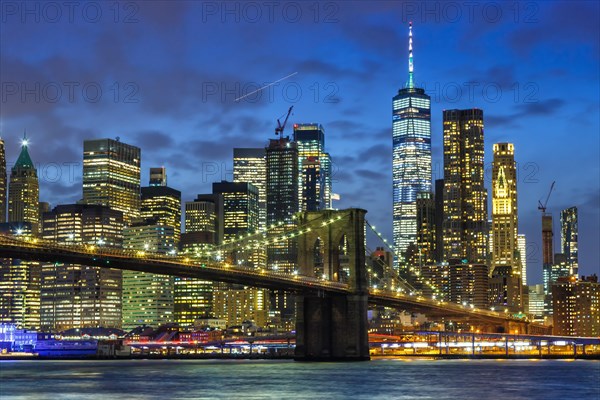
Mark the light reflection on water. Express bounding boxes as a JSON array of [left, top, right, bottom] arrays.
[[0, 359, 598, 400]]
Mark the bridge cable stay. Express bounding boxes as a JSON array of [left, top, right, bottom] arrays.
[[365, 220, 443, 299]]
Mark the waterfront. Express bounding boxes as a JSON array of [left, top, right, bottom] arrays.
[[1, 359, 598, 399]]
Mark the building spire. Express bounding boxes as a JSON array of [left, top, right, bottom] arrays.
[[22, 129, 28, 147], [407, 21, 414, 89]]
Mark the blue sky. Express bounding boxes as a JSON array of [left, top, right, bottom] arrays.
[[1, 1, 598, 284]]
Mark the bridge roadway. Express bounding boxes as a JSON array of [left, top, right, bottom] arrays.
[[0, 235, 539, 328]]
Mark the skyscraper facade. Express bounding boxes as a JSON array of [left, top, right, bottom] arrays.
[[0, 137, 7, 223], [491, 143, 520, 271], [392, 22, 432, 263], [560, 206, 578, 276], [266, 136, 298, 272], [293, 123, 332, 211], [518, 234, 527, 286], [442, 108, 487, 264], [140, 185, 181, 244], [82, 138, 141, 225], [416, 191, 436, 267], [122, 223, 175, 330], [233, 148, 267, 231], [40, 204, 123, 331], [212, 181, 259, 242], [8, 136, 40, 234]]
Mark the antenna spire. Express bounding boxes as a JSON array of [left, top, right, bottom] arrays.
[[407, 21, 414, 89]]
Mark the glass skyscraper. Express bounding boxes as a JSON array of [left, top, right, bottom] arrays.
[[392, 22, 432, 263], [233, 148, 267, 231], [293, 123, 332, 211], [560, 206, 578, 276]]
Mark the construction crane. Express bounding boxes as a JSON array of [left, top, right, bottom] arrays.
[[275, 106, 294, 138], [537, 181, 555, 214]]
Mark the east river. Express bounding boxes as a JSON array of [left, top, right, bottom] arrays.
[[1, 359, 598, 399]]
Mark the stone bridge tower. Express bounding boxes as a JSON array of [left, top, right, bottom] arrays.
[[294, 208, 370, 361]]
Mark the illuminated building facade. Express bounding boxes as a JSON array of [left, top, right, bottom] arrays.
[[40, 204, 123, 331], [212, 181, 259, 241], [0, 138, 6, 223], [293, 123, 332, 211], [8, 135, 40, 235], [392, 22, 432, 262], [266, 136, 298, 272], [213, 287, 269, 328], [173, 195, 223, 327], [518, 234, 527, 286], [82, 138, 141, 225], [528, 284, 545, 322], [552, 275, 599, 337], [490, 143, 522, 311], [448, 262, 488, 309], [122, 223, 175, 330], [140, 185, 181, 244], [560, 206, 578, 276], [416, 191, 436, 267], [233, 148, 267, 231], [442, 109, 487, 264], [0, 223, 40, 330], [266, 135, 298, 329]]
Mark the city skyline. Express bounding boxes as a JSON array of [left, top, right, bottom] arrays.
[[1, 1, 598, 285]]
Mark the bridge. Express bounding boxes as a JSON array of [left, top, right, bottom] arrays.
[[0, 208, 550, 361]]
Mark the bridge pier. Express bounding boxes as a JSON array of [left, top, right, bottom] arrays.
[[294, 293, 370, 361], [295, 208, 370, 361]]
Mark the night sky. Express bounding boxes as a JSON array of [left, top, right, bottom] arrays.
[[1, 1, 598, 284]]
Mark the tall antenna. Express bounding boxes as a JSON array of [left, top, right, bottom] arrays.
[[407, 21, 414, 89]]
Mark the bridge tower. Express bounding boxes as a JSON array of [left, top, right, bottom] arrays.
[[294, 208, 370, 361]]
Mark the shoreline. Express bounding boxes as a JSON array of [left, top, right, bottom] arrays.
[[1, 354, 598, 361]]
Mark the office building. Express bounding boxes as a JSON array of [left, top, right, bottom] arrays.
[[8, 134, 40, 235], [448, 262, 488, 309], [392, 22, 432, 261], [518, 234, 527, 286], [0, 137, 6, 222], [40, 204, 123, 331], [122, 223, 175, 330], [416, 191, 436, 267], [0, 223, 40, 330], [553, 275, 599, 337], [490, 143, 522, 311], [528, 284, 545, 323], [173, 195, 223, 327], [233, 148, 267, 231], [293, 123, 332, 211], [560, 207, 578, 276], [442, 108, 487, 264], [434, 179, 444, 263], [82, 138, 141, 225], [140, 183, 181, 244]]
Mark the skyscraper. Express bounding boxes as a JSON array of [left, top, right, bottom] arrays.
[[266, 136, 298, 272], [415, 191, 436, 267], [122, 223, 175, 330], [140, 184, 181, 245], [82, 138, 141, 225], [41, 204, 123, 331], [392, 22, 432, 263], [0, 137, 7, 223], [442, 109, 487, 264], [173, 194, 223, 327], [518, 234, 527, 286], [293, 123, 332, 211], [560, 206, 578, 276], [8, 134, 40, 235], [491, 143, 519, 271], [266, 135, 298, 329], [212, 181, 259, 242], [233, 148, 267, 231], [553, 275, 599, 337]]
